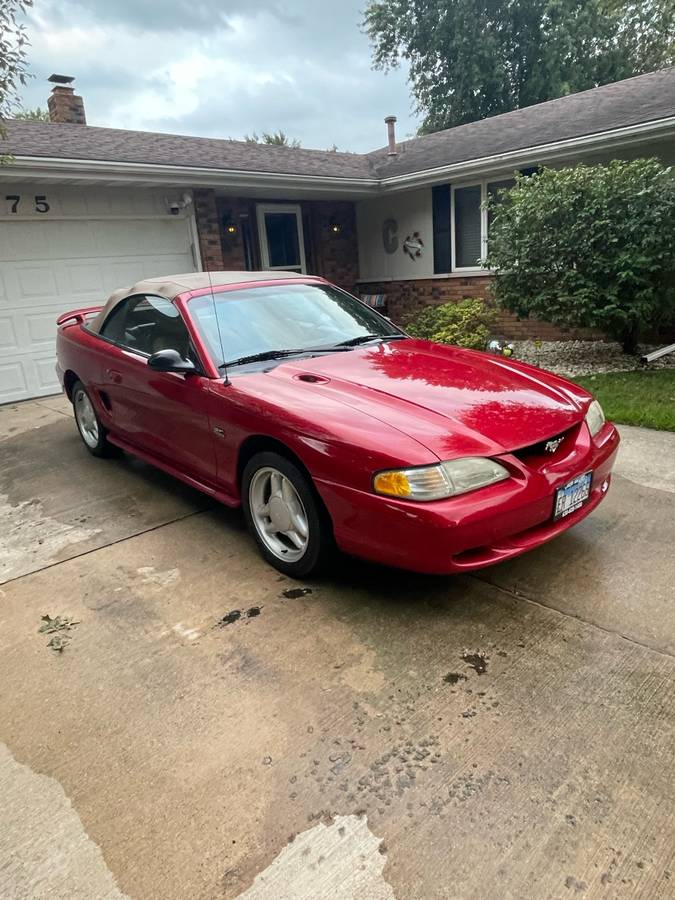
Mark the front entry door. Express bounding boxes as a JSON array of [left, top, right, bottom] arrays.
[[256, 204, 307, 273]]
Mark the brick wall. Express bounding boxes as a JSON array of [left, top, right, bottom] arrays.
[[193, 190, 360, 295], [306, 201, 360, 294], [193, 189, 226, 270], [357, 276, 602, 341], [215, 197, 250, 270]]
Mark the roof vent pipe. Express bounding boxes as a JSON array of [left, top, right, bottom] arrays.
[[384, 115, 397, 156]]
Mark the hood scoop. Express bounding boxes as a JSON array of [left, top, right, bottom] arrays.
[[294, 372, 331, 384]]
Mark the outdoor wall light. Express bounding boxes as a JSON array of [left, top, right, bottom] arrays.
[[329, 222, 343, 235], [222, 212, 238, 236]]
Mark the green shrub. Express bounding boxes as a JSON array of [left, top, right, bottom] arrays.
[[485, 159, 675, 353], [406, 298, 495, 349]]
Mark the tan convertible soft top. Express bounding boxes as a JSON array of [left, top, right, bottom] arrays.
[[88, 270, 316, 333]]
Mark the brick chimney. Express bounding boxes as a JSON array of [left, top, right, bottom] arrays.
[[384, 115, 397, 156], [47, 74, 86, 125]]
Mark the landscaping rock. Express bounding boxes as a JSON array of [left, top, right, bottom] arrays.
[[511, 341, 675, 377]]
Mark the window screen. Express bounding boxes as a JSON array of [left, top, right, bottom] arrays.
[[487, 179, 516, 232], [264, 212, 301, 269], [454, 185, 482, 268], [432, 184, 451, 273]]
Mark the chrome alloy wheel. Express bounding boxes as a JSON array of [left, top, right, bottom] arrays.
[[74, 388, 99, 449], [249, 466, 309, 562]]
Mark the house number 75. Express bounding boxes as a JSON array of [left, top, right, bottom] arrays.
[[5, 195, 51, 214]]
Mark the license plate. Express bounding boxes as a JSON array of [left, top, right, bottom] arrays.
[[554, 471, 593, 521]]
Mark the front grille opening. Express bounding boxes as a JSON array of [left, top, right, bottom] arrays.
[[512, 427, 573, 462]]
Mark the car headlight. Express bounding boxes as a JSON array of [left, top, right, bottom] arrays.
[[373, 457, 510, 501], [585, 399, 605, 438]]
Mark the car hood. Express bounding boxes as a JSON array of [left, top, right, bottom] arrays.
[[270, 340, 589, 459]]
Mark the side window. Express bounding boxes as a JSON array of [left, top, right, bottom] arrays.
[[100, 295, 192, 358]]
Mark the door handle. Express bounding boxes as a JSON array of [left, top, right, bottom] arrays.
[[106, 369, 123, 384]]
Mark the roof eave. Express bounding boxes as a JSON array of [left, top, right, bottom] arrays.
[[0, 156, 380, 195], [376, 115, 675, 191], [3, 115, 673, 194]]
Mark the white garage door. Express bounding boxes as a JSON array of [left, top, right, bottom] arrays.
[[0, 186, 199, 404]]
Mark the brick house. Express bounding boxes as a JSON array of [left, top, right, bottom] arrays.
[[1, 68, 674, 402]]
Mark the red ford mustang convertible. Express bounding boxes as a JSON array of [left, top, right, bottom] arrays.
[[56, 272, 619, 577]]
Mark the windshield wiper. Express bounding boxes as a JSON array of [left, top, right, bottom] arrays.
[[335, 333, 407, 347], [222, 346, 353, 368]]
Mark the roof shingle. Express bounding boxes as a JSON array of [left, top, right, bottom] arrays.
[[368, 67, 675, 177], [2, 67, 673, 182]]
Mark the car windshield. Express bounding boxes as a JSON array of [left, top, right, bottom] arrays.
[[188, 283, 403, 367]]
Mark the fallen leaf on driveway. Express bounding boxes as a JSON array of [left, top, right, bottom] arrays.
[[38, 614, 80, 634], [38, 614, 81, 652]]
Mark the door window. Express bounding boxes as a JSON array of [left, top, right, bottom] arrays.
[[256, 204, 307, 273], [99, 295, 192, 358]]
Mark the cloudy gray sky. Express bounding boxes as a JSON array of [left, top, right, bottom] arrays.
[[19, 0, 419, 152]]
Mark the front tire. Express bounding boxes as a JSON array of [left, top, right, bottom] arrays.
[[72, 381, 115, 457], [242, 451, 331, 577]]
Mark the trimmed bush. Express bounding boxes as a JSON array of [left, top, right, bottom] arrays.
[[406, 298, 495, 349], [485, 159, 675, 353]]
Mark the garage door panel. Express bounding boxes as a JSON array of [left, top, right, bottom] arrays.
[[0, 189, 197, 403], [0, 361, 29, 403], [0, 222, 50, 261], [47, 221, 98, 258], [34, 356, 61, 394], [62, 262, 106, 296], [25, 311, 62, 349], [0, 317, 18, 351], [3, 186, 172, 219], [15, 265, 60, 301], [92, 219, 190, 256]]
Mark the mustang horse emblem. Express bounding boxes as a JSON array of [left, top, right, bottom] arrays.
[[545, 436, 564, 453]]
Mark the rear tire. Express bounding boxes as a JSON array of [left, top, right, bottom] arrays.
[[242, 451, 331, 577], [72, 380, 116, 458]]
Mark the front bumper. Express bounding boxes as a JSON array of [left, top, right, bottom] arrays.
[[316, 421, 620, 575]]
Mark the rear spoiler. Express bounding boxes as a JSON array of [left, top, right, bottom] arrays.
[[56, 306, 103, 327]]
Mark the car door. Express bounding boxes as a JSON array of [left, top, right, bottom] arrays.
[[97, 294, 217, 485]]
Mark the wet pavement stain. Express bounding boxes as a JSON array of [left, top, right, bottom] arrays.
[[281, 587, 313, 599], [443, 672, 467, 685], [217, 607, 263, 627], [565, 875, 588, 893], [461, 651, 489, 675]]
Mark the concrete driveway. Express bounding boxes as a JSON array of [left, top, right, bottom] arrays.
[[1, 398, 674, 900]]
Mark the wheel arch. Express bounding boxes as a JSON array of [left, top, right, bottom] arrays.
[[63, 370, 81, 401], [236, 435, 335, 534], [237, 435, 313, 489]]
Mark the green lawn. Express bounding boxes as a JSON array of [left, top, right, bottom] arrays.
[[574, 369, 675, 432]]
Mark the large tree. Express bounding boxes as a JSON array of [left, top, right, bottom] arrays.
[[363, 0, 675, 133], [14, 106, 48, 121], [244, 130, 302, 148], [1, 0, 33, 124]]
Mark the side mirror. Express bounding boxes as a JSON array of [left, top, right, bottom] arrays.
[[148, 348, 197, 374]]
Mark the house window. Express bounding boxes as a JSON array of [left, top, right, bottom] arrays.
[[256, 203, 307, 273], [449, 178, 516, 271]]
